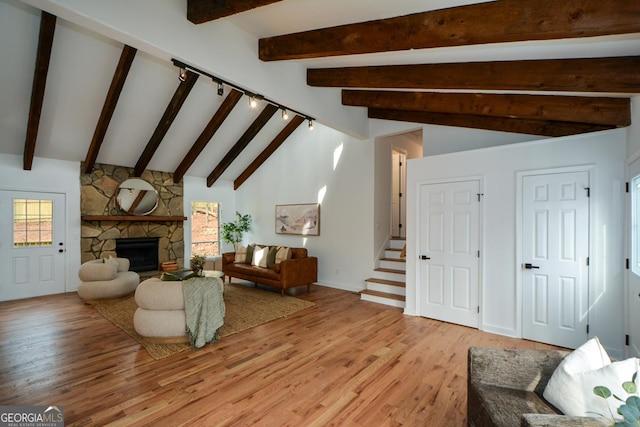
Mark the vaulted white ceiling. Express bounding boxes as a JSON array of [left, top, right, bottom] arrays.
[[1, 0, 639, 182]]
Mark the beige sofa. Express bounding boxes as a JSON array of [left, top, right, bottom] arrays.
[[77, 258, 139, 302]]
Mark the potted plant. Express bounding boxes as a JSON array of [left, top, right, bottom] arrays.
[[221, 211, 252, 247], [190, 254, 206, 275], [594, 368, 640, 426]]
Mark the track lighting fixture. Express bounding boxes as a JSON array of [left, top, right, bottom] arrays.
[[171, 58, 314, 125]]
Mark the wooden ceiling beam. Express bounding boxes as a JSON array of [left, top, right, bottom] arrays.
[[368, 108, 615, 137], [83, 45, 137, 174], [207, 104, 278, 187], [188, 0, 283, 24], [173, 89, 243, 183], [234, 114, 305, 190], [134, 71, 199, 176], [260, 0, 640, 61], [308, 56, 640, 94], [24, 11, 56, 171], [342, 90, 631, 126]]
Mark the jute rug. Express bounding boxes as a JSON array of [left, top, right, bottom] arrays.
[[92, 283, 315, 360]]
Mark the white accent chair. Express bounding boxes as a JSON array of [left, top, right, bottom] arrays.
[[77, 258, 139, 302]]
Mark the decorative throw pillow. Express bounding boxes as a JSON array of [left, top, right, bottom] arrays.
[[275, 246, 291, 264], [245, 244, 256, 264], [251, 246, 268, 268], [267, 246, 278, 269], [234, 244, 247, 264], [543, 337, 638, 418]]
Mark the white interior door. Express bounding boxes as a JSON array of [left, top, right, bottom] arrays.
[[418, 180, 480, 328], [627, 160, 640, 357], [522, 171, 589, 349], [0, 191, 66, 301], [391, 149, 407, 237]]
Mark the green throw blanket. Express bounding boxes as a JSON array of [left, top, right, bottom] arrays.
[[182, 277, 225, 348]]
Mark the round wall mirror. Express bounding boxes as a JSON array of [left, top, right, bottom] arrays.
[[116, 178, 159, 215]]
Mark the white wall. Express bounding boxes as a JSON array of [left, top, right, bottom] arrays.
[[422, 123, 545, 155], [0, 153, 82, 292], [628, 97, 640, 162], [182, 176, 237, 265], [235, 123, 374, 292], [406, 129, 627, 358]]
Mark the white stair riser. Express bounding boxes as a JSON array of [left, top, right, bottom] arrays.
[[372, 270, 405, 282], [389, 240, 405, 250], [380, 260, 406, 271], [385, 250, 403, 259], [361, 294, 405, 308], [365, 282, 406, 296]]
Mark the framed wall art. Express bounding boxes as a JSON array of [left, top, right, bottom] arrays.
[[275, 203, 320, 236]]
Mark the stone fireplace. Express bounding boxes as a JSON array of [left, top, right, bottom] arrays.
[[80, 163, 185, 268]]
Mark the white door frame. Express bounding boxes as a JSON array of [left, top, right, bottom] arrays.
[[625, 158, 640, 357], [515, 165, 594, 339], [415, 175, 484, 323], [391, 146, 407, 238]]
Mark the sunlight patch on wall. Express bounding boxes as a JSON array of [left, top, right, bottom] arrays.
[[334, 143, 344, 170], [318, 185, 327, 204]]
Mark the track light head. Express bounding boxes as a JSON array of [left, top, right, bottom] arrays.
[[308, 119, 314, 130], [249, 96, 258, 109], [178, 67, 187, 82], [217, 82, 224, 96], [281, 108, 289, 120]]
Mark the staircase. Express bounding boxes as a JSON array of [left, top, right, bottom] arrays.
[[360, 237, 406, 308]]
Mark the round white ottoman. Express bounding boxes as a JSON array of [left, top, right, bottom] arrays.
[[133, 277, 187, 343]]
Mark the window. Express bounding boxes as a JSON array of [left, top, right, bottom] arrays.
[[13, 198, 53, 247], [191, 201, 220, 257]]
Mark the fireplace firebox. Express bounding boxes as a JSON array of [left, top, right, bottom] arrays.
[[115, 237, 159, 272]]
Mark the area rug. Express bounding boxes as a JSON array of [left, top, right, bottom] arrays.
[[91, 283, 315, 360]]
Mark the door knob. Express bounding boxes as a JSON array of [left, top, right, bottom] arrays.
[[420, 255, 431, 260], [524, 263, 540, 269]]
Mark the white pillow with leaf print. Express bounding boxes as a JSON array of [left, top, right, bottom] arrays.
[[544, 337, 639, 418]]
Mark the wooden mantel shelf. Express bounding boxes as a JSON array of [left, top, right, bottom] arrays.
[[81, 215, 187, 222]]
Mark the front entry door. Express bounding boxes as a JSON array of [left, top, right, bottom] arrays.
[[418, 180, 480, 328], [522, 171, 589, 349], [0, 191, 66, 301]]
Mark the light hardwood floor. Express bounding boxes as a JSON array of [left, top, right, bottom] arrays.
[[0, 284, 559, 426]]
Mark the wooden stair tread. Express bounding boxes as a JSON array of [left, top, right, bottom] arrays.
[[381, 257, 405, 263], [391, 236, 406, 240], [360, 289, 406, 302], [365, 278, 405, 288], [374, 267, 405, 275]]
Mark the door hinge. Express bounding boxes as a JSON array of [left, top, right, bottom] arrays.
[[586, 324, 590, 334], [477, 306, 480, 313], [477, 250, 480, 258], [477, 193, 484, 202], [626, 334, 630, 346], [626, 258, 630, 270], [586, 257, 589, 266], [584, 187, 590, 197], [399, 192, 403, 198], [399, 223, 403, 229], [626, 182, 630, 193]]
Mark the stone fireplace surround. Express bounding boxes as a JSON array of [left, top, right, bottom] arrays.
[[80, 163, 185, 270]]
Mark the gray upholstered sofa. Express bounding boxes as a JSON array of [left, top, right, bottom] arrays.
[[467, 347, 609, 427]]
